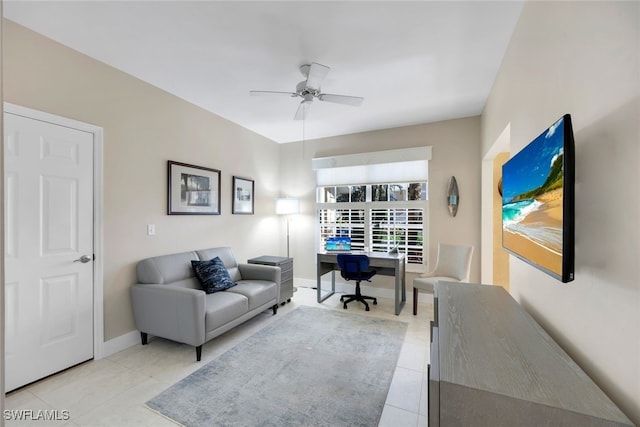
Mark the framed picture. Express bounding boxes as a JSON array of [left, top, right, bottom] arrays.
[[168, 161, 221, 215], [232, 176, 254, 214]]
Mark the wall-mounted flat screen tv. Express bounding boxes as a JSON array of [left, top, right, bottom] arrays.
[[502, 114, 575, 283]]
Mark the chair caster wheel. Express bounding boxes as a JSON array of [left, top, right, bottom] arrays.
[[343, 304, 348, 309], [340, 296, 344, 302], [373, 300, 378, 305], [365, 306, 370, 311]]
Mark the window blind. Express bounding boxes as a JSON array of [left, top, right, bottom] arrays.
[[312, 147, 431, 186]]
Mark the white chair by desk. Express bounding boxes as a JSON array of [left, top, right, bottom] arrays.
[[413, 243, 474, 315]]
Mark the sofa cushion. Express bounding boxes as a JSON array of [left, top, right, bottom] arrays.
[[227, 280, 278, 310], [191, 257, 237, 294], [195, 247, 242, 282], [205, 292, 249, 332], [137, 251, 199, 284]]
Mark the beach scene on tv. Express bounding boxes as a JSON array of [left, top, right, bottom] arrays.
[[502, 118, 565, 276]]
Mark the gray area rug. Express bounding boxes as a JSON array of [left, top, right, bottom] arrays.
[[147, 306, 408, 427]]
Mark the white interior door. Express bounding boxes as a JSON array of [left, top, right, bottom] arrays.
[[4, 112, 94, 392]]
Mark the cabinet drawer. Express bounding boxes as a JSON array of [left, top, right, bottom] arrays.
[[279, 262, 293, 274]]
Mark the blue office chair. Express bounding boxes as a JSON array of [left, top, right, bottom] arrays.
[[337, 254, 377, 311]]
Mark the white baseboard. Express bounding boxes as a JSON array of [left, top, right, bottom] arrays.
[[101, 330, 140, 358]]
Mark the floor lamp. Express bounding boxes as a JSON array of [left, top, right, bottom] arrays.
[[276, 198, 300, 258]]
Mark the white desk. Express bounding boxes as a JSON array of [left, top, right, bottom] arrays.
[[316, 251, 406, 315]]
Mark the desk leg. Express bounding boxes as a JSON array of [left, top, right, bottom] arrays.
[[394, 261, 406, 315], [402, 263, 407, 302], [317, 264, 336, 303], [395, 273, 401, 315], [317, 265, 321, 303]]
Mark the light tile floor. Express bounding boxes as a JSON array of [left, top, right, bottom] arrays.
[[6, 287, 434, 427]]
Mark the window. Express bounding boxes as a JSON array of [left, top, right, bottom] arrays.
[[317, 182, 427, 269], [313, 147, 431, 271], [318, 207, 366, 251], [371, 207, 424, 264]]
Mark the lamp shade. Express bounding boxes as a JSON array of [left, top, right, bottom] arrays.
[[276, 198, 300, 215]]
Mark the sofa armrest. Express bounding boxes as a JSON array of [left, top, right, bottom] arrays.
[[237, 263, 281, 284], [130, 284, 206, 347]]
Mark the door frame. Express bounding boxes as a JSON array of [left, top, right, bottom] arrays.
[[4, 102, 105, 359]]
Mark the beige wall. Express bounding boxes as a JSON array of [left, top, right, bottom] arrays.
[[481, 1, 639, 423], [492, 152, 509, 289], [2, 20, 283, 341], [280, 117, 482, 288]]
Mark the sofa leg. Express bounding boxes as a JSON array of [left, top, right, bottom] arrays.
[[141, 332, 148, 345], [272, 304, 278, 315], [413, 288, 418, 315], [196, 345, 202, 362]]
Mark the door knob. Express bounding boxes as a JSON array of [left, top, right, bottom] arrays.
[[73, 255, 92, 264]]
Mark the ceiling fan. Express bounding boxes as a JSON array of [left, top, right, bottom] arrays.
[[250, 62, 364, 120]]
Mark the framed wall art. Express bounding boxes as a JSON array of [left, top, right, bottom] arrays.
[[232, 176, 254, 215], [168, 161, 221, 215]]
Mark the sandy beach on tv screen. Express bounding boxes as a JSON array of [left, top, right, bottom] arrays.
[[503, 230, 562, 275], [504, 189, 563, 275], [523, 189, 563, 228]]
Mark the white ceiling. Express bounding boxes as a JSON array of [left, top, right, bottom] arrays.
[[4, 1, 524, 144]]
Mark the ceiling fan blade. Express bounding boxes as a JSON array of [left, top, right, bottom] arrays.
[[294, 100, 312, 121], [249, 90, 298, 97], [318, 93, 364, 107], [305, 62, 330, 91]]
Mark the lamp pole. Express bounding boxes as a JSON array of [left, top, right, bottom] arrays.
[[286, 215, 291, 258], [276, 198, 299, 258]]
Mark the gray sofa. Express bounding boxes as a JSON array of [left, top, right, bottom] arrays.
[[131, 247, 280, 361]]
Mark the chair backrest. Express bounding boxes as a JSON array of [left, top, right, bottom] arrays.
[[337, 254, 370, 280], [433, 243, 474, 281]]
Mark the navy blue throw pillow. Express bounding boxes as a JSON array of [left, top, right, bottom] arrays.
[[191, 257, 236, 294]]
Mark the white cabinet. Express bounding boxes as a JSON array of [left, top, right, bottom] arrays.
[[429, 282, 633, 427]]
